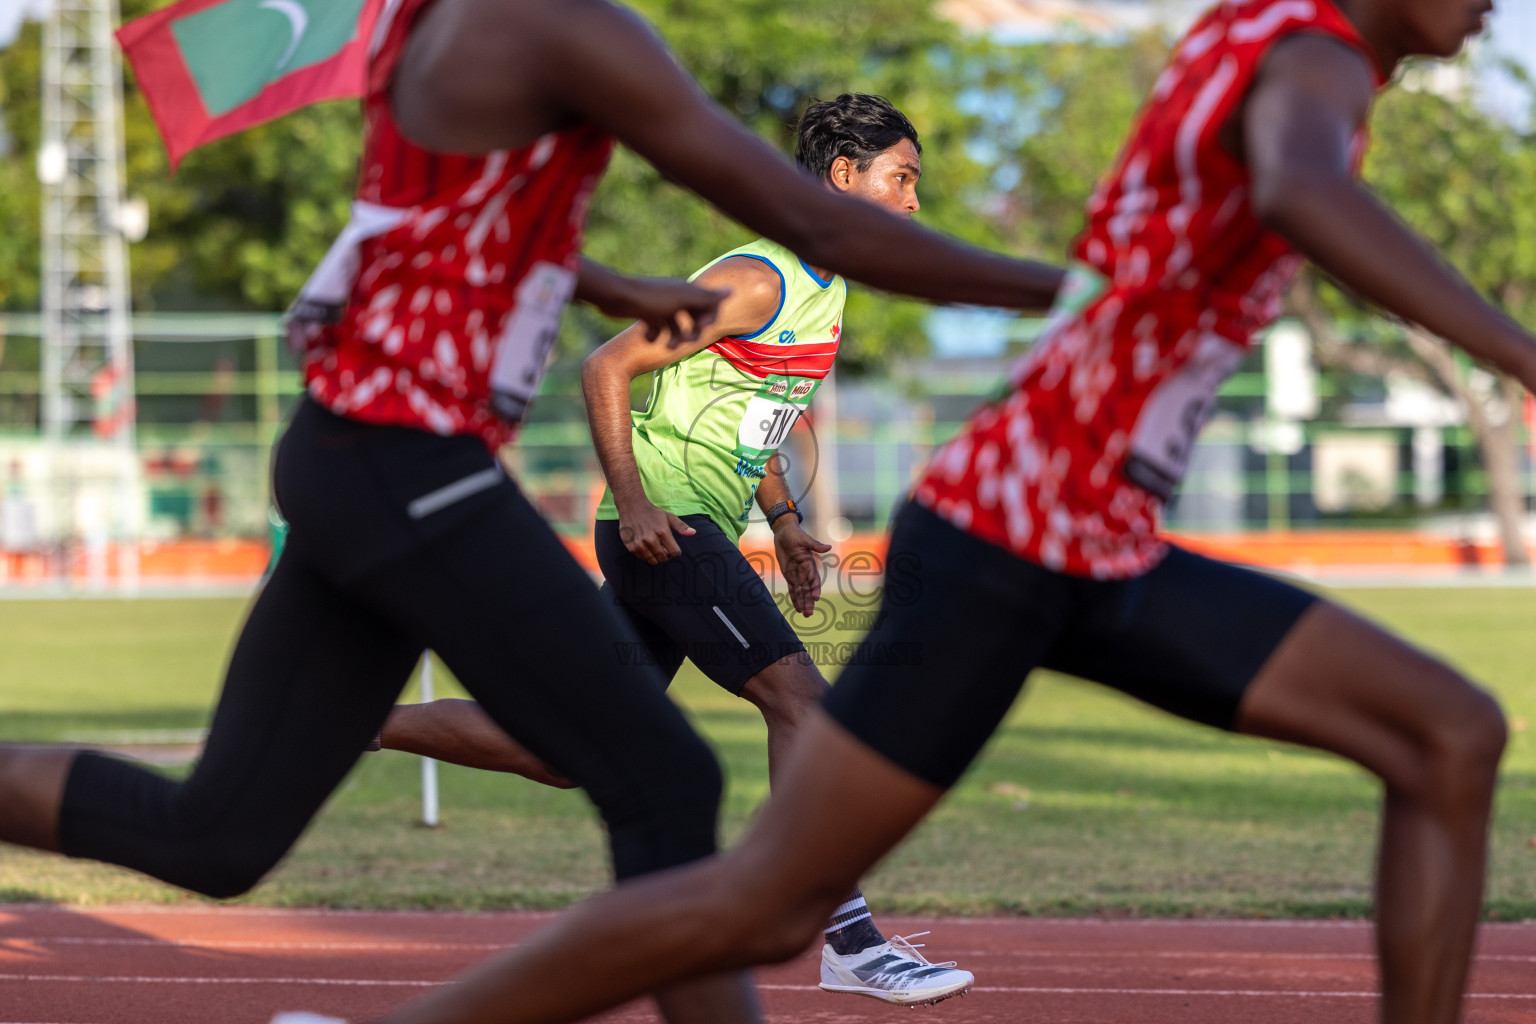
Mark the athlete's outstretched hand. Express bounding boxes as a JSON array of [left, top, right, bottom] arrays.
[[618, 500, 696, 564], [774, 520, 832, 618], [575, 259, 728, 345]]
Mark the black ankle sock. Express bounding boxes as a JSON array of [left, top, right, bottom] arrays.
[[824, 893, 885, 955], [826, 917, 886, 956]]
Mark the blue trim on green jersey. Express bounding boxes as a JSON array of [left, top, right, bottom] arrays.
[[727, 254, 787, 340], [798, 258, 836, 289]]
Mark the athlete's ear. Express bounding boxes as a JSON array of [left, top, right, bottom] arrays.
[[827, 155, 855, 193]]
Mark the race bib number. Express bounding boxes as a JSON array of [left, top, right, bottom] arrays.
[[1123, 333, 1243, 502], [735, 375, 820, 462], [490, 262, 577, 423]]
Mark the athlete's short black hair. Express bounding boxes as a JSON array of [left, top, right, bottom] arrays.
[[795, 93, 921, 180]]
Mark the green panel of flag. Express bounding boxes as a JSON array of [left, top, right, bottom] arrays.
[[171, 0, 368, 116]]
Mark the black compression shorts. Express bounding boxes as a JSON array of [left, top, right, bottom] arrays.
[[58, 398, 723, 896], [823, 501, 1318, 789], [594, 515, 807, 694]]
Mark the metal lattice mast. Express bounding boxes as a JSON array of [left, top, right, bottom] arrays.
[[39, 0, 138, 581], [40, 0, 135, 443]]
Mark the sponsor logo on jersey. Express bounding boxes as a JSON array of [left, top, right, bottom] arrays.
[[767, 380, 789, 396], [777, 329, 797, 344], [789, 380, 815, 400]]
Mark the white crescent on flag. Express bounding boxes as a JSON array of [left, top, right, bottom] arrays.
[[258, 0, 309, 70]]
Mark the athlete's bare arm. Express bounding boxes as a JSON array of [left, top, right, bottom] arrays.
[[575, 259, 727, 343], [392, 0, 1064, 311], [583, 256, 782, 564], [755, 470, 831, 618], [1242, 35, 1536, 391]]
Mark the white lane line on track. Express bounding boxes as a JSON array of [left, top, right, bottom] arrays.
[[26, 939, 1536, 965], [760, 986, 1536, 1000], [7, 941, 1534, 973], [0, 905, 558, 921], [3, 976, 1534, 1000], [24, 940, 1536, 964], [0, 938, 504, 951], [927, 918, 1381, 929], [940, 950, 1536, 964], [0, 907, 1382, 926], [0, 974, 437, 987]]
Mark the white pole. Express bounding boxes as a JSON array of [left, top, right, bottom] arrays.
[[418, 654, 440, 828]]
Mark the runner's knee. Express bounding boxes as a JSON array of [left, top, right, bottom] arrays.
[[740, 660, 827, 723], [1389, 674, 1506, 805], [742, 906, 832, 964], [126, 800, 296, 899], [1424, 684, 1505, 787], [728, 886, 840, 965], [695, 851, 851, 965], [179, 830, 291, 899]]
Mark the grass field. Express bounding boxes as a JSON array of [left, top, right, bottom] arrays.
[[0, 585, 1533, 918]]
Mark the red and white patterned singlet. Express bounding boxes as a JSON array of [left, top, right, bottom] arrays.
[[301, 0, 614, 450], [914, 0, 1385, 579]]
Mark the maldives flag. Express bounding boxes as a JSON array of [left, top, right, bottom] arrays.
[[117, 0, 387, 169]]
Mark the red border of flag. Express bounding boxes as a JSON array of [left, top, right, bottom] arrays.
[[117, 0, 385, 170]]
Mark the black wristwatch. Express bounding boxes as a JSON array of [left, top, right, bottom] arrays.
[[766, 499, 803, 529]]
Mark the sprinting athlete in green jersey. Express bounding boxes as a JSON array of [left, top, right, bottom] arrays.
[[379, 94, 975, 1007], [590, 232, 845, 546]]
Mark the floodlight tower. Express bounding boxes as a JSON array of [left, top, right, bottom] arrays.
[[38, 0, 140, 584]]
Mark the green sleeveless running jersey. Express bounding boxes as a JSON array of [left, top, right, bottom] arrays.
[[595, 238, 846, 539]]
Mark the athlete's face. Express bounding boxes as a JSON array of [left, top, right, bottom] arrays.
[[1393, 0, 1492, 58], [828, 139, 922, 219]]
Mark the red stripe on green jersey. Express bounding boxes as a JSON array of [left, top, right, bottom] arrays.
[[710, 337, 840, 380]]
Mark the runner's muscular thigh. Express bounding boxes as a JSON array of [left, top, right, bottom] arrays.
[[1234, 600, 1497, 786]]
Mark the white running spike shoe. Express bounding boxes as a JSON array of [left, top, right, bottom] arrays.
[[819, 931, 974, 1006], [271, 1013, 347, 1024]]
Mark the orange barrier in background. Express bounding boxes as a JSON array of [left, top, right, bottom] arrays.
[[137, 539, 272, 578], [0, 539, 271, 585], [1, 530, 1530, 588], [565, 529, 1534, 576], [1169, 530, 1534, 570]]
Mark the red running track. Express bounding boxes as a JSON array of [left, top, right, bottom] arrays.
[[0, 905, 1532, 1024]]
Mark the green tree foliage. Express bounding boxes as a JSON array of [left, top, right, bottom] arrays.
[[977, 31, 1169, 260], [1, 0, 1008, 372], [0, 19, 44, 311]]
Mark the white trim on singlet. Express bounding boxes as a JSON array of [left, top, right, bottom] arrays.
[[1230, 0, 1317, 43], [369, 0, 408, 58]]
